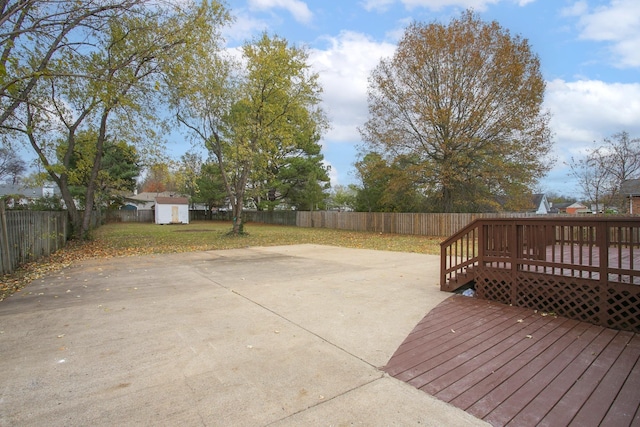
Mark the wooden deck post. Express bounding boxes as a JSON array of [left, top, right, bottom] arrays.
[[597, 221, 610, 327], [510, 220, 519, 305]]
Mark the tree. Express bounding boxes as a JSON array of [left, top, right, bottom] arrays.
[[195, 161, 226, 213], [139, 163, 177, 194], [604, 131, 640, 184], [0, 146, 25, 183], [175, 33, 328, 234], [58, 130, 140, 208], [0, 0, 144, 129], [5, 1, 230, 238], [101, 140, 140, 204], [569, 131, 640, 210], [354, 152, 428, 212], [354, 152, 389, 212], [569, 151, 611, 213], [359, 10, 553, 212], [256, 131, 331, 211], [175, 151, 203, 206], [173, 152, 227, 212], [327, 184, 357, 211]]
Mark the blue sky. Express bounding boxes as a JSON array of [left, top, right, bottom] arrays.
[[210, 0, 640, 197]]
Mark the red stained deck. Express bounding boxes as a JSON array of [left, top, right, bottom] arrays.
[[384, 295, 640, 427], [499, 244, 640, 284]]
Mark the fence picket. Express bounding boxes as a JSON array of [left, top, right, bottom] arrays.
[[0, 208, 68, 276]]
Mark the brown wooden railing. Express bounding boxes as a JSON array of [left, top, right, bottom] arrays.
[[441, 217, 640, 332]]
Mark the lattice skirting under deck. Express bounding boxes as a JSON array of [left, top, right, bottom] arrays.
[[474, 268, 640, 333]]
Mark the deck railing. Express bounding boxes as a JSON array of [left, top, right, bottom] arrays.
[[441, 217, 640, 332]]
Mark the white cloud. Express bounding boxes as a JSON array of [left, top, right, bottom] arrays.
[[248, 0, 313, 24], [309, 31, 396, 143], [574, 0, 640, 67], [361, 0, 396, 12], [224, 12, 268, 43], [538, 78, 640, 193], [361, 0, 526, 12], [403, 0, 499, 10], [323, 159, 339, 187], [560, 1, 588, 17], [544, 78, 640, 162]]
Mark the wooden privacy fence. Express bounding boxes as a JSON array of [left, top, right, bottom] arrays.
[[296, 211, 537, 237], [244, 210, 297, 226], [0, 205, 68, 275], [106, 209, 154, 223], [106, 208, 536, 237]]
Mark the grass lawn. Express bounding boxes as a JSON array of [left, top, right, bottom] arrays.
[[1, 220, 443, 300]]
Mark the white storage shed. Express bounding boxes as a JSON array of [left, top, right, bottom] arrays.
[[154, 196, 189, 224]]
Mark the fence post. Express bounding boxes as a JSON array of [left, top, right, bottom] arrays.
[[0, 202, 12, 274]]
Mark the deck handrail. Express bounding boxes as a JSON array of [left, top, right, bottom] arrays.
[[440, 216, 640, 331], [440, 219, 481, 292]]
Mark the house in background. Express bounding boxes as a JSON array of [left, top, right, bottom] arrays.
[[550, 202, 572, 214], [566, 202, 589, 215], [122, 191, 183, 211], [155, 196, 189, 224], [530, 193, 551, 214], [0, 183, 60, 207], [620, 179, 640, 214]]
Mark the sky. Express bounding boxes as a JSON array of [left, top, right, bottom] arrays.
[[204, 0, 640, 197]]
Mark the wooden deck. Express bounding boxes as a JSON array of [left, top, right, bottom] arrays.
[[384, 295, 640, 427], [496, 244, 640, 284], [441, 218, 640, 332]]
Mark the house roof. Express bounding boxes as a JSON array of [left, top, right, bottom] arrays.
[[125, 191, 182, 202], [0, 183, 60, 197], [567, 202, 588, 209], [529, 193, 550, 213], [531, 194, 544, 205], [155, 196, 189, 205], [620, 179, 640, 196], [553, 202, 573, 209]]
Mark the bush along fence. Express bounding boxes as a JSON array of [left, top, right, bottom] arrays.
[[0, 204, 69, 275]]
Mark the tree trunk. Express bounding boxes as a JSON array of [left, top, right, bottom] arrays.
[[442, 186, 454, 213], [80, 108, 110, 239], [231, 198, 243, 235]]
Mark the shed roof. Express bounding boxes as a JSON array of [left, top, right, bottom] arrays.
[[155, 197, 189, 205], [127, 191, 181, 202]]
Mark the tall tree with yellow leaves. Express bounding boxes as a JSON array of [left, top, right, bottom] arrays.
[[360, 10, 553, 212]]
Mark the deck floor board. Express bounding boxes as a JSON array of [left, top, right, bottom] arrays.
[[384, 295, 640, 427]]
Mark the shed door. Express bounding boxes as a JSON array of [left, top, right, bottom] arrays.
[[171, 206, 179, 223]]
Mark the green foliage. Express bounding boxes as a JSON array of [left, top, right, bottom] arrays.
[[354, 152, 428, 212], [175, 32, 328, 233], [56, 130, 140, 208], [327, 185, 358, 211], [196, 162, 227, 209], [260, 145, 331, 211], [360, 10, 553, 212], [3, 1, 231, 239]]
